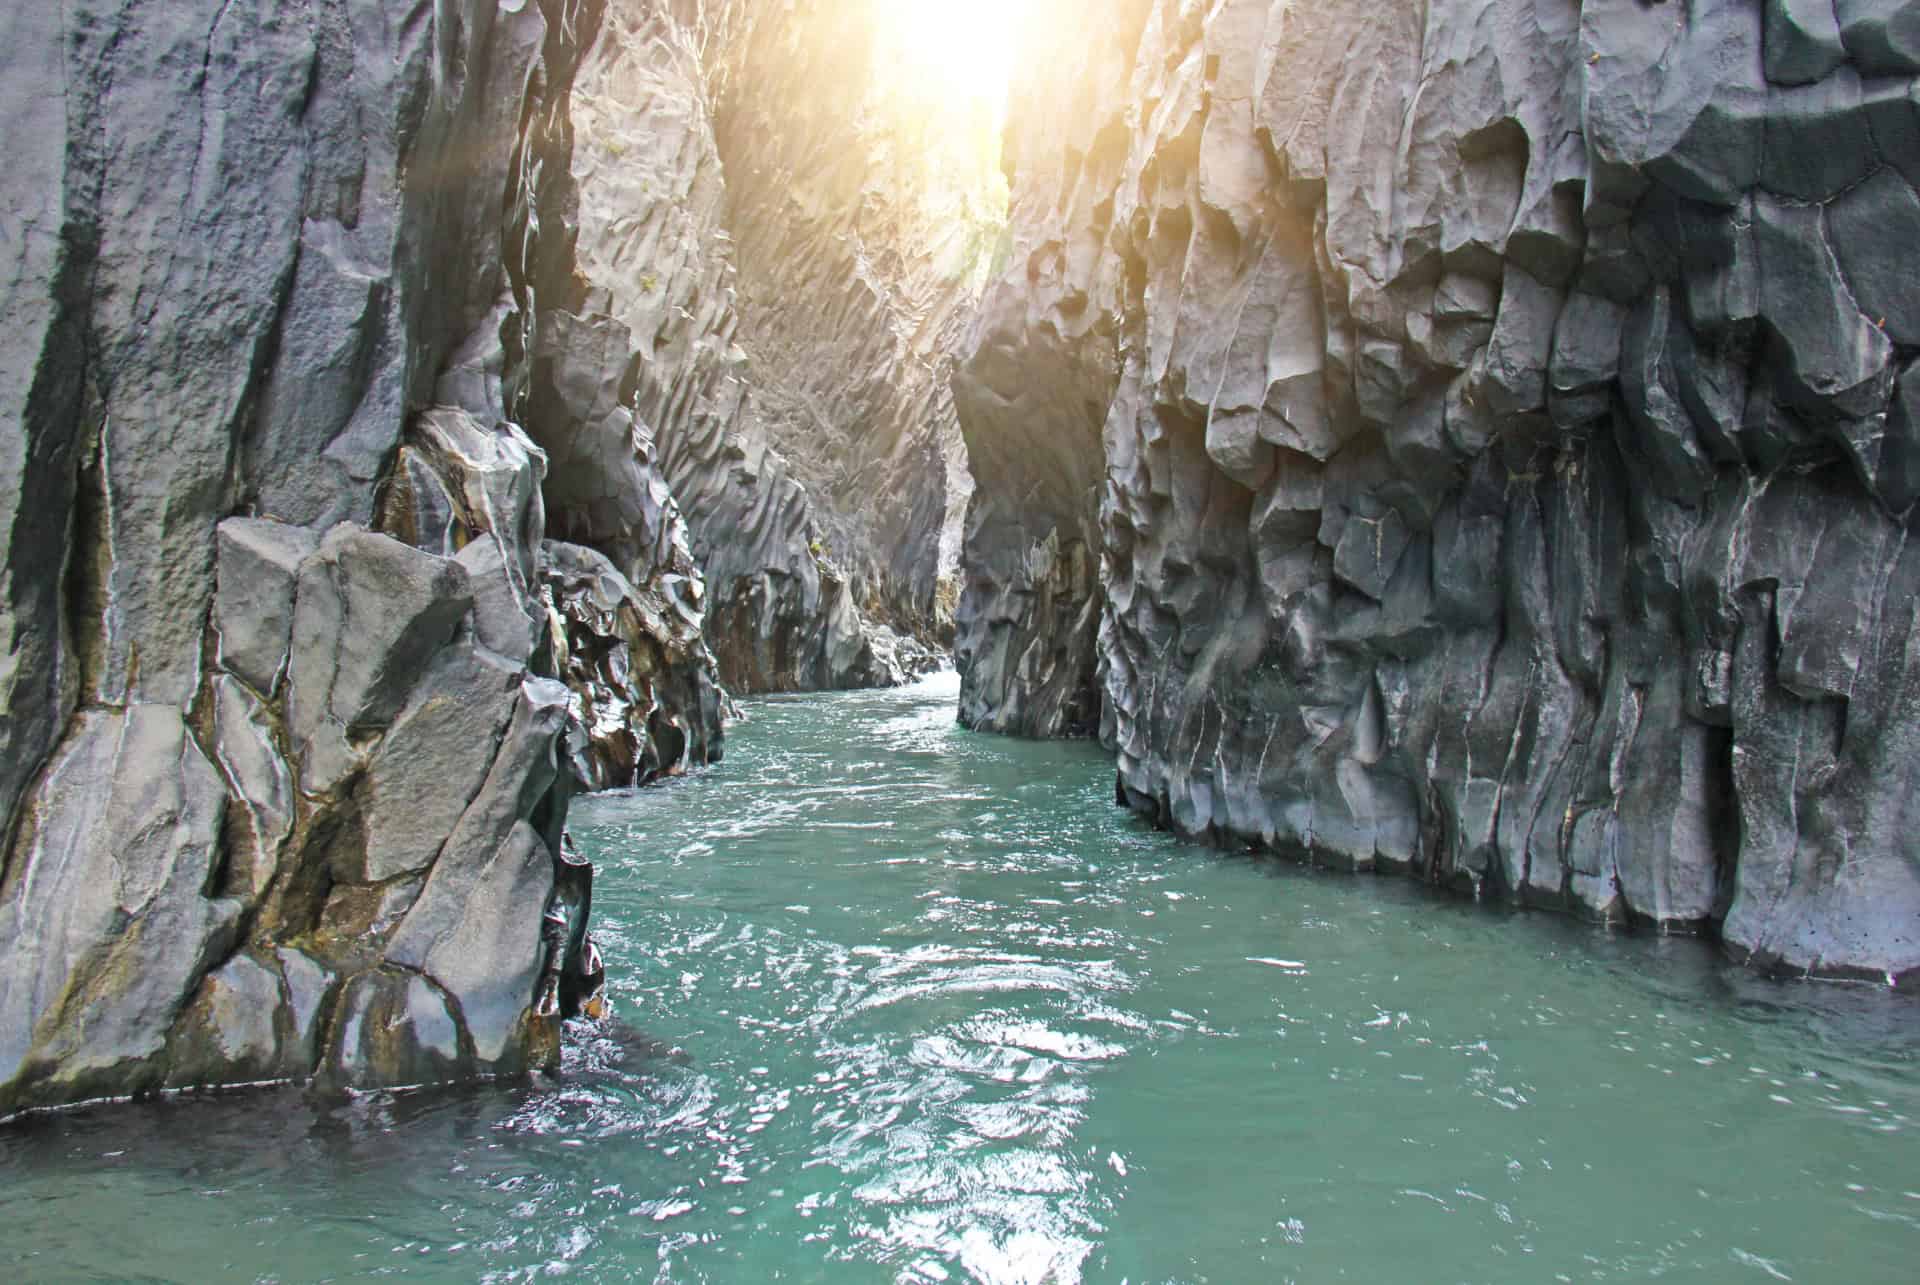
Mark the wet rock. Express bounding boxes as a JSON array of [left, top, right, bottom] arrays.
[[275, 948, 336, 1072], [542, 540, 725, 790], [166, 954, 287, 1089], [321, 969, 468, 1091], [386, 818, 556, 1071]]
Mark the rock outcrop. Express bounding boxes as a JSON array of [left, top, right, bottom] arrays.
[[953, 4, 1151, 737], [0, 0, 719, 1116], [564, 0, 970, 693], [957, 0, 1920, 984]]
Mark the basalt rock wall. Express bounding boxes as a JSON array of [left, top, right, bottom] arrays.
[[952, 2, 1152, 737], [564, 0, 968, 693], [0, 0, 718, 1116], [958, 0, 1920, 983]]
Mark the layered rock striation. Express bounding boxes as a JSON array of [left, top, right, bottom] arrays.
[[0, 0, 720, 1115], [957, 0, 1920, 983]]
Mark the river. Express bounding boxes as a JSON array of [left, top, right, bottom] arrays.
[[3, 672, 1916, 1282]]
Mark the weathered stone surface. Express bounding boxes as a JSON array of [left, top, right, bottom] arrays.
[[209, 675, 296, 902], [387, 820, 555, 1068], [961, 0, 1920, 984], [0, 3, 84, 895], [320, 969, 468, 1092], [353, 648, 524, 885], [1838, 0, 1920, 75], [214, 519, 320, 696], [1769, 0, 1849, 86], [0, 0, 647, 1114], [275, 946, 335, 1072], [0, 707, 242, 1109], [951, 1, 1146, 737], [286, 525, 475, 795], [165, 954, 287, 1089], [543, 540, 726, 790], [565, 2, 968, 693]]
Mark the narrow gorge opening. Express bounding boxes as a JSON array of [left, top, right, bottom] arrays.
[[3, 1, 1919, 1281]]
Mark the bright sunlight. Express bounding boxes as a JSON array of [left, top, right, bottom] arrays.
[[869, 0, 1025, 114], [864, 0, 1026, 289]]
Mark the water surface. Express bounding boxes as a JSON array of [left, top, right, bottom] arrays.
[[4, 673, 1916, 1283]]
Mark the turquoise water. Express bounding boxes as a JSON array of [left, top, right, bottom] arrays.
[[3, 672, 1917, 1283]]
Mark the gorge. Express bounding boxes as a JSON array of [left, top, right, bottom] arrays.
[[2, 0, 1918, 1137]]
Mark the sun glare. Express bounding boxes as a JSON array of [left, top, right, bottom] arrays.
[[871, 0, 1024, 114], [866, 0, 1023, 289]]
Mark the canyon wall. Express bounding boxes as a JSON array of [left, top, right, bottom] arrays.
[[0, 0, 982, 1114], [0, 0, 724, 1115], [563, 0, 973, 693], [957, 0, 1920, 984], [953, 3, 1151, 736]]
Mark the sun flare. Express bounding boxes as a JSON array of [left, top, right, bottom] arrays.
[[870, 0, 1025, 114], [865, 0, 1024, 289]]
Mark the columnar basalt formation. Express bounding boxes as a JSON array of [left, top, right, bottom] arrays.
[[564, 0, 969, 693], [0, 0, 719, 1116], [952, 4, 1151, 737], [957, 0, 1920, 983]]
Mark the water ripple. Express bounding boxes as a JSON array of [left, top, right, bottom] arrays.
[[1, 674, 1914, 1283]]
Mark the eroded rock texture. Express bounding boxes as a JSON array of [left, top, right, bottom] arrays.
[[953, 5, 1151, 737], [959, 0, 1920, 982], [564, 0, 966, 692], [0, 0, 715, 1115]]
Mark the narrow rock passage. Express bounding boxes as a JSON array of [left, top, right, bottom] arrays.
[[4, 675, 1915, 1282]]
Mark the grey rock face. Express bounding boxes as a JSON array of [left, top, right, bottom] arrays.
[[951, 5, 1149, 737], [543, 539, 727, 791], [287, 524, 478, 795], [0, 707, 242, 1106], [564, 2, 966, 694], [0, 0, 665, 1115], [959, 0, 1920, 982]]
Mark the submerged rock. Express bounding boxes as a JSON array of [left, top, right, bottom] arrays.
[[958, 0, 1920, 983]]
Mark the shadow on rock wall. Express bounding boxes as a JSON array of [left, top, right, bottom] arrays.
[[956, 0, 1920, 984]]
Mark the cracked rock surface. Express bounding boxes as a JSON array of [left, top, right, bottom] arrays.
[[956, 0, 1920, 982], [0, 0, 717, 1115]]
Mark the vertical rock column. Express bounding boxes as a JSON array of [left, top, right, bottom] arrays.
[[503, 0, 729, 788], [563, 0, 970, 694], [951, 0, 1153, 736], [0, 0, 688, 1115], [963, 0, 1920, 983]]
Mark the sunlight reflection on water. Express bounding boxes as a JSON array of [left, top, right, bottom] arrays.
[[1, 672, 1916, 1284]]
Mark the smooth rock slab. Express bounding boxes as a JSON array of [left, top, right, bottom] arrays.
[[286, 524, 474, 795], [214, 518, 320, 695], [0, 706, 243, 1112]]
